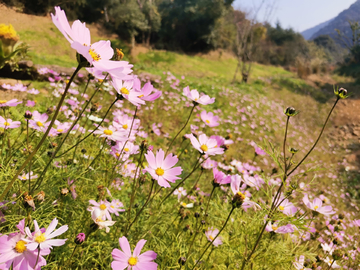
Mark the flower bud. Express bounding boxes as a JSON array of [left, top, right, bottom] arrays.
[[116, 48, 124, 60], [36, 191, 45, 202], [74, 233, 86, 245], [24, 110, 32, 119], [194, 212, 200, 218], [284, 107, 299, 117], [289, 148, 298, 154], [334, 87, 348, 99]]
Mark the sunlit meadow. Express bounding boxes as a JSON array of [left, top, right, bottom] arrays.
[[0, 6, 359, 270]]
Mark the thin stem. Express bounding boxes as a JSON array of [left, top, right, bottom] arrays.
[[204, 185, 216, 217], [287, 97, 339, 177], [327, 260, 335, 270], [192, 207, 235, 269], [165, 105, 195, 156], [184, 218, 199, 267], [126, 179, 155, 235], [55, 98, 118, 158], [86, 137, 107, 170], [283, 116, 289, 171], [66, 245, 78, 269], [0, 64, 83, 202]]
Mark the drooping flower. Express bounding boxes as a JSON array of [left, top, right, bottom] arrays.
[[0, 117, 21, 129], [143, 149, 182, 188], [0, 219, 49, 270], [111, 236, 158, 270], [188, 133, 224, 156], [23, 218, 68, 251], [230, 174, 261, 211], [302, 195, 336, 216], [90, 208, 115, 233], [200, 110, 219, 127], [205, 227, 223, 247], [183, 86, 215, 105]]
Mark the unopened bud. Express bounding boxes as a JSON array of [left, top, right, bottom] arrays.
[[116, 48, 125, 60], [24, 110, 32, 119], [284, 107, 299, 117], [75, 233, 86, 245], [178, 257, 186, 265], [232, 191, 246, 208], [334, 87, 348, 99]]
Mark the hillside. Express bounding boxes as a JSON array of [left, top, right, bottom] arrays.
[[310, 0, 360, 41], [301, 18, 334, 40]]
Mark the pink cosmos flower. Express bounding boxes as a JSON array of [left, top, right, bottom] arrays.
[[188, 133, 224, 156], [293, 255, 311, 270], [205, 227, 223, 247], [202, 158, 218, 169], [110, 141, 139, 161], [0, 99, 22, 108], [26, 100, 36, 107], [93, 125, 127, 142], [51, 7, 133, 80], [18, 172, 38, 181], [0, 219, 49, 270], [213, 167, 231, 185], [88, 200, 113, 221], [200, 110, 219, 127], [277, 198, 297, 216], [23, 218, 68, 251], [183, 86, 215, 105], [353, 219, 360, 227], [111, 236, 157, 270], [28, 111, 50, 132], [108, 199, 125, 216], [133, 78, 162, 102], [143, 149, 182, 188], [173, 187, 187, 201], [265, 221, 294, 234], [302, 195, 336, 216], [230, 174, 261, 211], [112, 78, 145, 107], [0, 117, 21, 129]]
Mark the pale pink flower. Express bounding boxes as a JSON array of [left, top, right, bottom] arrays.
[[90, 208, 115, 233], [18, 172, 38, 181], [205, 227, 223, 247], [277, 198, 297, 216], [174, 187, 187, 201], [302, 195, 336, 216], [88, 200, 113, 221], [200, 110, 219, 127], [324, 257, 341, 268], [112, 78, 145, 107], [23, 218, 68, 251], [0, 117, 21, 129], [188, 133, 224, 156], [213, 167, 230, 185], [111, 236, 157, 270], [265, 221, 294, 234], [230, 174, 261, 211], [133, 78, 162, 102], [93, 125, 127, 142], [28, 111, 50, 132], [108, 199, 125, 216], [183, 86, 215, 105], [0, 99, 22, 108], [143, 149, 182, 188]]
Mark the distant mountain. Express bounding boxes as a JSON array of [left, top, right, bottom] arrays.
[[301, 18, 334, 40], [309, 0, 360, 42]]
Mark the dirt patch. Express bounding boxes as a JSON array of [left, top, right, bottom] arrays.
[[196, 49, 235, 60]]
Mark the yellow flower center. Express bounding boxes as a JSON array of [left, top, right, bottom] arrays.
[[314, 206, 319, 210], [271, 226, 278, 231], [236, 191, 246, 200], [181, 202, 187, 207], [138, 94, 144, 98], [209, 235, 214, 241], [116, 153, 120, 157], [36, 121, 43, 127], [89, 48, 101, 61], [128, 257, 138, 266], [104, 129, 113, 135], [205, 120, 210, 124], [35, 233, 46, 243], [120, 87, 129, 95], [279, 206, 285, 211], [0, 100, 7, 104], [99, 204, 107, 210], [124, 148, 129, 152], [122, 124, 128, 129], [57, 129, 64, 132], [14, 240, 27, 253], [95, 217, 104, 223], [22, 176, 27, 179], [200, 144, 208, 152], [4, 122, 10, 126], [155, 167, 165, 176]]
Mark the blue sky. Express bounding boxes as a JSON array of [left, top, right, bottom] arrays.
[[233, 0, 357, 32]]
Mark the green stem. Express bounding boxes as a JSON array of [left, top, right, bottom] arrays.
[[192, 207, 235, 269], [165, 105, 195, 156], [0, 64, 82, 202]]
